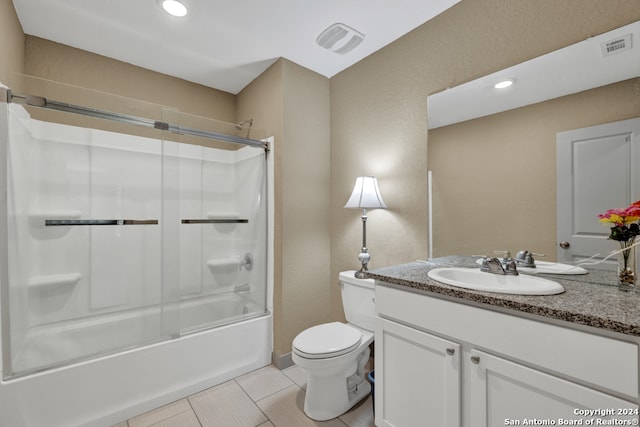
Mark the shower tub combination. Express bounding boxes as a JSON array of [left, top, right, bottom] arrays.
[[0, 81, 273, 427]]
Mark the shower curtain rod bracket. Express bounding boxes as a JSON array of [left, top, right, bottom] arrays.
[[154, 121, 169, 131], [25, 95, 46, 108]]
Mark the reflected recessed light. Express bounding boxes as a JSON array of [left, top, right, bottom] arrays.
[[494, 78, 515, 89], [159, 0, 187, 17]]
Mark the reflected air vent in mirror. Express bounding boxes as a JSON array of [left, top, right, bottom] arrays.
[[601, 33, 632, 57]]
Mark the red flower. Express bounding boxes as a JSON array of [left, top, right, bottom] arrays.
[[598, 201, 640, 241]]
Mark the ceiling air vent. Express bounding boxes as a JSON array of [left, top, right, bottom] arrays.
[[316, 23, 364, 55], [601, 33, 632, 57]]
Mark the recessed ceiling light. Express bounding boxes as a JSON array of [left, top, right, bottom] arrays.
[[494, 78, 516, 89], [159, 0, 187, 17]]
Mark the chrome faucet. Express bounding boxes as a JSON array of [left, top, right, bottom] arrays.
[[480, 256, 519, 275], [514, 250, 544, 268]]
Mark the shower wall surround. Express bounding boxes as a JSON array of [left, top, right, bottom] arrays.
[[3, 102, 269, 378]]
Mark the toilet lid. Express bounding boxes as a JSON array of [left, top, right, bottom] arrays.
[[293, 322, 362, 359]]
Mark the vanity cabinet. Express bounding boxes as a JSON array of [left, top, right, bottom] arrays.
[[377, 317, 460, 427], [374, 284, 639, 427]]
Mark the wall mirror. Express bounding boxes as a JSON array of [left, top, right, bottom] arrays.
[[428, 20, 639, 130], [426, 20, 640, 264]]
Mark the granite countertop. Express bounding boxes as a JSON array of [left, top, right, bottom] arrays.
[[367, 256, 640, 337]]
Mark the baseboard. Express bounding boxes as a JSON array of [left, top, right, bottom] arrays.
[[272, 351, 294, 370]]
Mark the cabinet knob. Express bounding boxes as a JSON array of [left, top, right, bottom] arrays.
[[559, 241, 571, 249], [470, 355, 480, 364], [446, 348, 455, 356]]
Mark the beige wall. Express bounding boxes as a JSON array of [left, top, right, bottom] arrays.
[[280, 61, 331, 358], [0, 0, 25, 83], [24, 37, 236, 121], [330, 0, 640, 319], [238, 59, 331, 364]]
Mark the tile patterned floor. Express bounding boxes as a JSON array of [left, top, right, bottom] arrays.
[[111, 365, 375, 427]]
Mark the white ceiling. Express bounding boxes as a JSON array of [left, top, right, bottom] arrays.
[[12, 0, 460, 94]]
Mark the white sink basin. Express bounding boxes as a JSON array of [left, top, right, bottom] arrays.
[[428, 268, 564, 295]]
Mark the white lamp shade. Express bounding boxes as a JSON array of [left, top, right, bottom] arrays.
[[344, 176, 387, 209]]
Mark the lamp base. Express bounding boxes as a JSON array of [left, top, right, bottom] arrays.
[[355, 250, 370, 278]]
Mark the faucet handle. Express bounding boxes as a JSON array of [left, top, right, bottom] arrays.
[[515, 250, 545, 258], [504, 259, 519, 275]]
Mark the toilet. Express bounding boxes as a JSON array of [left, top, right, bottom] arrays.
[[292, 270, 376, 421]]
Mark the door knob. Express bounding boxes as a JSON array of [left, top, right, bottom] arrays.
[[559, 241, 571, 249]]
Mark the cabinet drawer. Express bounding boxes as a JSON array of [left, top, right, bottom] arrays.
[[376, 284, 639, 398]]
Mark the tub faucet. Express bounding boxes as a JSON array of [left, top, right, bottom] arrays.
[[480, 256, 519, 275]]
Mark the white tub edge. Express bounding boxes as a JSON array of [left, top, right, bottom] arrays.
[[0, 312, 272, 427]]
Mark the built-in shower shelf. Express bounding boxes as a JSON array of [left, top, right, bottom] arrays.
[[204, 212, 247, 222], [28, 209, 82, 224], [27, 272, 82, 292], [207, 258, 239, 270]]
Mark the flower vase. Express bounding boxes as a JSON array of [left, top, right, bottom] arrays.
[[617, 239, 637, 291]]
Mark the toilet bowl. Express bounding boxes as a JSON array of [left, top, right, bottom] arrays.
[[292, 271, 375, 421]]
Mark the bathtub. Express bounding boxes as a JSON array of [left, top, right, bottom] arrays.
[[0, 294, 272, 427]]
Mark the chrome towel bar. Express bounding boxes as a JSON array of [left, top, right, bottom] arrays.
[[181, 219, 248, 224], [44, 219, 247, 226], [45, 219, 159, 226]]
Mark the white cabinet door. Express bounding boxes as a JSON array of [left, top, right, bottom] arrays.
[[376, 317, 461, 427], [556, 118, 640, 269], [467, 349, 638, 427]]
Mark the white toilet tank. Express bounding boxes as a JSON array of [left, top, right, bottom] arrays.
[[339, 270, 376, 332]]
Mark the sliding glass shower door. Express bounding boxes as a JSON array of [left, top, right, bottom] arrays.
[[6, 105, 168, 375], [1, 79, 269, 378], [163, 109, 269, 335]]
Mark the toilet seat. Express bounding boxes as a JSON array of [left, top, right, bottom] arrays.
[[293, 322, 362, 359]]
